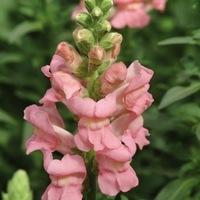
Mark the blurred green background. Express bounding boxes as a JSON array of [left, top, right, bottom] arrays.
[[0, 0, 200, 199]]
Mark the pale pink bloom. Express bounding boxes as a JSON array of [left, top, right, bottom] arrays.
[[115, 61, 153, 116], [55, 42, 83, 74], [66, 93, 121, 151], [147, 0, 167, 12], [71, 0, 88, 20], [75, 116, 121, 151], [42, 150, 86, 200], [46, 54, 68, 74], [111, 1, 150, 28], [97, 151, 138, 196], [111, 0, 167, 28], [39, 54, 87, 104], [100, 62, 127, 95], [111, 112, 150, 151], [66, 93, 117, 118], [24, 102, 75, 155], [41, 65, 84, 100]]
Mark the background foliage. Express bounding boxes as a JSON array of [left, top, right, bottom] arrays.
[[0, 0, 199, 199]]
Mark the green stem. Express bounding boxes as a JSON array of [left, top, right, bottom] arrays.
[[83, 150, 97, 200]]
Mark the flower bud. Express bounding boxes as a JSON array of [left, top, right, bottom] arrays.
[[73, 28, 95, 55], [88, 46, 106, 66], [100, 62, 127, 95], [55, 42, 83, 73], [95, 20, 111, 35], [76, 12, 93, 28], [91, 6, 103, 18], [85, 0, 96, 12], [106, 42, 121, 61], [100, 32, 123, 51], [100, 0, 113, 13]]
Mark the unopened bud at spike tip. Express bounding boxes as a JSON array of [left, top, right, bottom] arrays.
[[76, 12, 93, 28], [85, 0, 96, 12], [100, 32, 123, 51], [91, 6, 103, 18], [95, 20, 111, 35], [73, 28, 95, 55], [100, 0, 113, 13], [88, 46, 106, 65]]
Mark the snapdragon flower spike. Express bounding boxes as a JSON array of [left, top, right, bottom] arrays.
[[24, 0, 155, 199]]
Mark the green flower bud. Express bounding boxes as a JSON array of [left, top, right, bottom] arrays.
[[85, 0, 96, 12], [76, 12, 93, 28], [95, 20, 111, 35], [73, 28, 95, 55], [91, 6, 103, 19], [100, 32, 123, 51], [2, 170, 33, 200], [100, 0, 113, 13]]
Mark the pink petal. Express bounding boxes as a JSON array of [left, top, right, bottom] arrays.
[[52, 71, 82, 99], [67, 93, 116, 118], [50, 54, 67, 73], [98, 170, 119, 196], [61, 186, 83, 200], [46, 154, 86, 176], [117, 167, 139, 192], [39, 88, 62, 104], [41, 184, 62, 200]]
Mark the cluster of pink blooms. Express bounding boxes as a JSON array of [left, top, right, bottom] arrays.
[[24, 41, 153, 199], [72, 0, 167, 28]]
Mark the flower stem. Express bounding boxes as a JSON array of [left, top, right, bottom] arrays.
[[83, 150, 97, 200]]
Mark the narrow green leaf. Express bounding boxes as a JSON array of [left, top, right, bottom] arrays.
[[0, 53, 22, 65], [158, 83, 200, 109], [158, 36, 199, 45], [8, 21, 43, 43], [155, 178, 199, 200], [0, 109, 16, 125], [192, 28, 200, 39]]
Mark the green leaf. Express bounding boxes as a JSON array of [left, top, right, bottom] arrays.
[[158, 36, 200, 45], [155, 178, 199, 200], [192, 28, 200, 39], [158, 82, 200, 109], [2, 170, 33, 200], [0, 109, 16, 125], [8, 21, 43, 43], [0, 53, 23, 65]]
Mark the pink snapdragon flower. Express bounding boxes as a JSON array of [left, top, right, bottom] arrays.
[[42, 150, 86, 200], [96, 150, 138, 196], [66, 93, 121, 151], [111, 0, 150, 28], [39, 53, 87, 104], [110, 0, 167, 28], [24, 102, 75, 155], [111, 112, 150, 151], [101, 60, 154, 116]]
